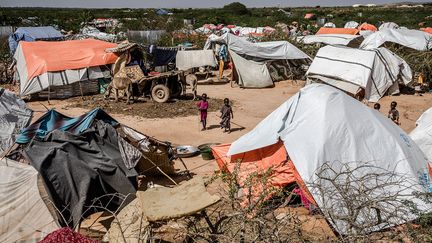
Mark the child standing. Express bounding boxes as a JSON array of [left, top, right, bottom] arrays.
[[197, 93, 208, 131], [220, 98, 234, 133], [388, 101, 400, 125]]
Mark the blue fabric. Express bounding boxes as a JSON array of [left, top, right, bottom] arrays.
[[8, 26, 63, 54], [156, 9, 172, 15], [219, 44, 228, 62], [16, 108, 118, 144]]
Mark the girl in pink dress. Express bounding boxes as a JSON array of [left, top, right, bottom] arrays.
[[197, 93, 208, 130]]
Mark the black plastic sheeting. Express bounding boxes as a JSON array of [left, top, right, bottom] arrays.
[[24, 121, 137, 227]]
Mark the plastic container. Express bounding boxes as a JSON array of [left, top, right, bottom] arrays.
[[200, 146, 214, 160]]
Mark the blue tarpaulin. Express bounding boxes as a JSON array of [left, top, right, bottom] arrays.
[[16, 108, 118, 144], [8, 26, 63, 54]]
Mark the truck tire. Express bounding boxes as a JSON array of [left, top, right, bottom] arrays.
[[151, 84, 170, 103]]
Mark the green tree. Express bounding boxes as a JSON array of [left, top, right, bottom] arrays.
[[223, 2, 249, 15]]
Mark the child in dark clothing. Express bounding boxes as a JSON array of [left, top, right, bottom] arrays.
[[388, 101, 400, 125], [220, 98, 233, 133]]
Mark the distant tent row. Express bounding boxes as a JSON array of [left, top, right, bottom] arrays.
[[213, 84, 432, 235], [204, 33, 311, 88]]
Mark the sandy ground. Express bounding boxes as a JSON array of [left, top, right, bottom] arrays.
[[26, 80, 432, 177], [24, 80, 432, 239]]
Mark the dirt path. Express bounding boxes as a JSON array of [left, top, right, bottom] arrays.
[[26, 81, 432, 176]]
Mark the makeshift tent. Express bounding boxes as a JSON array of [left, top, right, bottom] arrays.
[[223, 84, 431, 235], [360, 28, 432, 51], [175, 50, 217, 71], [344, 21, 359, 29], [299, 34, 364, 47], [358, 23, 378, 31], [204, 33, 310, 88], [16, 108, 117, 144], [0, 88, 32, 154], [323, 22, 336, 28], [0, 158, 59, 242], [306, 45, 412, 102], [14, 39, 118, 96], [379, 22, 399, 30], [23, 120, 138, 227], [410, 107, 432, 162], [8, 26, 63, 54], [316, 27, 359, 35]]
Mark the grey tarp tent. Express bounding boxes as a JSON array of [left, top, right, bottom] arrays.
[[204, 33, 311, 88], [0, 88, 32, 155], [8, 26, 63, 54], [306, 45, 412, 102]]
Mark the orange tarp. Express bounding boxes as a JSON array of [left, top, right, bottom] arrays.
[[358, 23, 377, 31], [20, 39, 118, 81], [316, 27, 359, 35], [304, 13, 315, 19], [421, 27, 432, 34], [212, 141, 315, 207]]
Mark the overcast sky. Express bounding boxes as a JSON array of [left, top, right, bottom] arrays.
[[0, 0, 429, 8]]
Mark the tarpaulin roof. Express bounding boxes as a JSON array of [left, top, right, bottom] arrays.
[[360, 28, 432, 51], [306, 45, 412, 102], [422, 27, 432, 34], [8, 26, 63, 54], [358, 23, 378, 31], [0, 88, 33, 154], [205, 33, 310, 60], [299, 34, 364, 47], [14, 39, 118, 83], [0, 158, 59, 242], [24, 121, 137, 227], [212, 142, 315, 207], [316, 27, 359, 35], [227, 83, 431, 235], [16, 108, 117, 144]]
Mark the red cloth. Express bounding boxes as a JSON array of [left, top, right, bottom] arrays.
[[39, 227, 98, 243], [197, 100, 208, 121]]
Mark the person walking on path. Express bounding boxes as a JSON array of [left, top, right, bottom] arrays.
[[220, 98, 234, 133], [197, 93, 209, 131]]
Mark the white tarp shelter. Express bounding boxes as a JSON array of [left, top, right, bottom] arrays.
[[410, 107, 432, 162], [227, 84, 431, 235], [306, 45, 412, 102], [360, 28, 432, 51], [175, 50, 217, 71], [204, 33, 310, 88], [379, 22, 400, 30], [299, 34, 364, 47], [0, 158, 59, 242], [344, 21, 359, 29]]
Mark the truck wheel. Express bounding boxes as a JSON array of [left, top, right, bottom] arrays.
[[151, 84, 170, 103]]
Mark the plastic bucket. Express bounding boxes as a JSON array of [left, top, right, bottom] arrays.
[[200, 146, 214, 160]]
